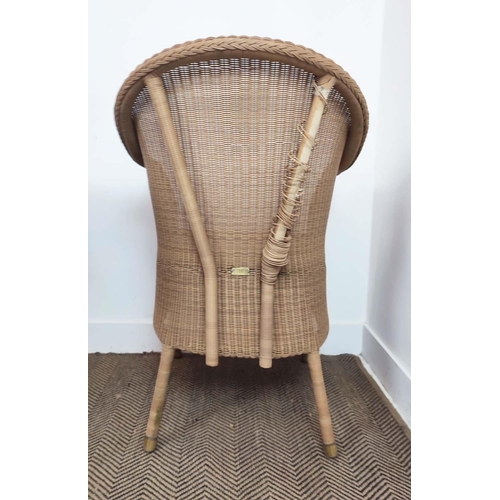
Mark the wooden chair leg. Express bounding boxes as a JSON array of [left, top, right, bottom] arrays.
[[144, 346, 175, 452], [307, 352, 337, 458]]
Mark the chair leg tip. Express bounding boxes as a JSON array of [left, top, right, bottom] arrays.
[[144, 437, 157, 452], [323, 443, 337, 458], [259, 358, 272, 369], [205, 352, 219, 367]]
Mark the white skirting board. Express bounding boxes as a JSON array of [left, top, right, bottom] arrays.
[[88, 322, 363, 355], [361, 324, 411, 426], [320, 323, 363, 355], [88, 322, 162, 353]]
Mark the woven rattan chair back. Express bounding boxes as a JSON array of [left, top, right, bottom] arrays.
[[115, 36, 368, 457]]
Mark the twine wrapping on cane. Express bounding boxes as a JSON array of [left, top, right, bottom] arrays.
[[259, 74, 337, 368]]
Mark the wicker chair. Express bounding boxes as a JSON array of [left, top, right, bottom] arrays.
[[115, 36, 368, 458]]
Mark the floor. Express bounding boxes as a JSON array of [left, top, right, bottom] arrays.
[[89, 353, 411, 499]]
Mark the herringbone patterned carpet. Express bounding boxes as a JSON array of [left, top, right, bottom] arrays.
[[89, 353, 410, 499]]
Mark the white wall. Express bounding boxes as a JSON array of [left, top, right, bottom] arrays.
[[89, 0, 385, 354], [362, 0, 411, 424]]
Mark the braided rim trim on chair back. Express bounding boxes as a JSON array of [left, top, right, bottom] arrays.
[[114, 36, 369, 175]]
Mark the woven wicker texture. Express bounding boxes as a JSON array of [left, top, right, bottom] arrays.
[[115, 36, 369, 173], [115, 37, 368, 359], [88, 353, 411, 500]]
